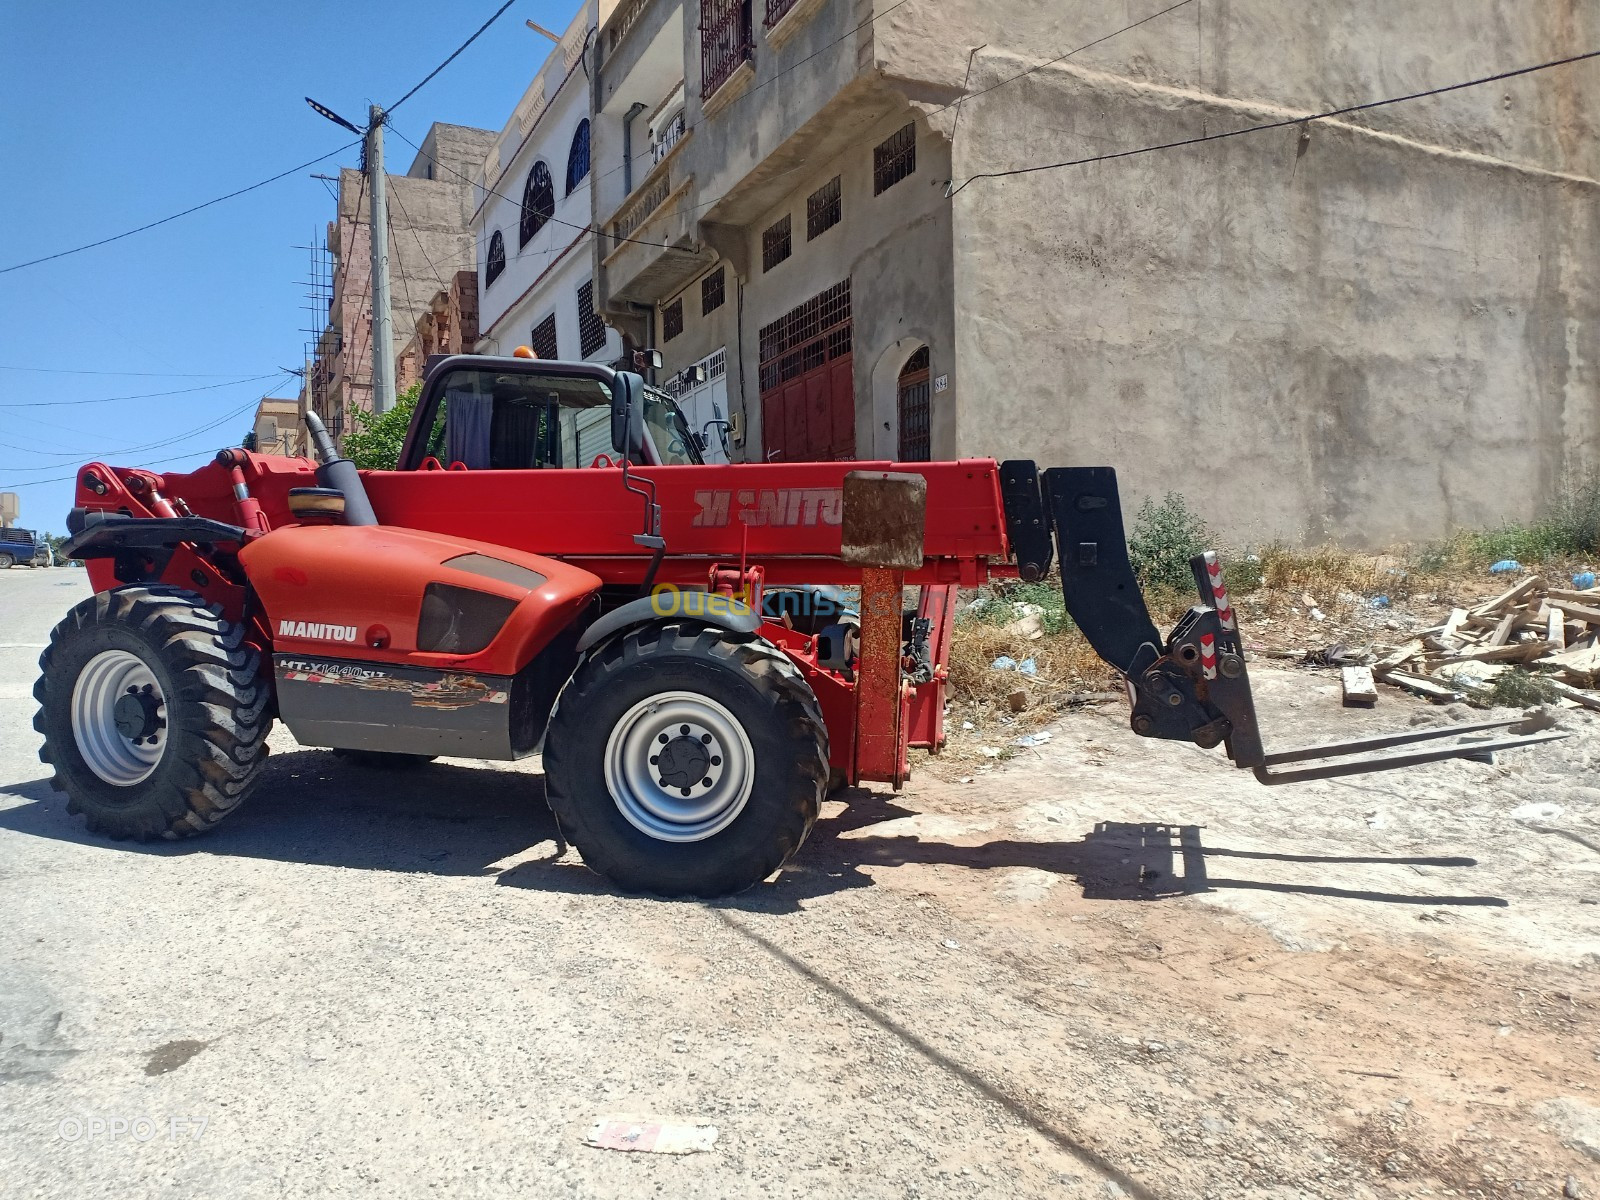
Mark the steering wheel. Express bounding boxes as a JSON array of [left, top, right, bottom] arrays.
[[589, 453, 621, 469]]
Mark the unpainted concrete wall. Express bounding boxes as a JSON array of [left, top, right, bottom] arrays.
[[949, 57, 1600, 545]]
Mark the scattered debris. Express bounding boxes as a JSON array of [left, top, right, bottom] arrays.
[[1490, 559, 1522, 574], [1006, 689, 1029, 713], [1371, 576, 1600, 708], [1015, 731, 1054, 749], [1575, 571, 1597, 590], [990, 655, 1039, 675], [585, 1118, 719, 1155]]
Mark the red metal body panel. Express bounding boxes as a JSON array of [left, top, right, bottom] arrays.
[[906, 584, 959, 752], [239, 525, 601, 677], [72, 452, 1018, 786]]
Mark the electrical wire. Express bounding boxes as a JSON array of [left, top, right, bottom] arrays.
[[0, 365, 265, 378], [0, 373, 281, 409], [0, 141, 362, 276], [386, 0, 521, 114], [949, 47, 1600, 195], [0, 390, 280, 472]]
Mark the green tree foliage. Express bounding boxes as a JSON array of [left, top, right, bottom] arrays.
[[341, 383, 422, 471]]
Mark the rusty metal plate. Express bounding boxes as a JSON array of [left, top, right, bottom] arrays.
[[841, 471, 926, 570]]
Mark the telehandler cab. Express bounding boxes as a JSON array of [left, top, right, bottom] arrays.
[[36, 354, 1562, 896]]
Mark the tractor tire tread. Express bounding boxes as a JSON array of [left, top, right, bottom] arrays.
[[33, 585, 271, 841]]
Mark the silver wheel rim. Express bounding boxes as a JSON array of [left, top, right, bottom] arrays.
[[70, 649, 167, 786], [603, 691, 755, 843]]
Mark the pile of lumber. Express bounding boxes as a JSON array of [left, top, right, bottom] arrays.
[[1372, 575, 1600, 709]]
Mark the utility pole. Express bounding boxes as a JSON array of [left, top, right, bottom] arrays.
[[366, 104, 396, 415]]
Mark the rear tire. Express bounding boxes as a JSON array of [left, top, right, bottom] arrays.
[[543, 623, 827, 898], [0, 552, 14, 569], [33, 586, 271, 840]]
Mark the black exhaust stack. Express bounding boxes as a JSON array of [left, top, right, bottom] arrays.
[[303, 412, 378, 527]]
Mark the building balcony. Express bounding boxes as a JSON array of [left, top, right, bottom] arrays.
[[600, 139, 714, 307]]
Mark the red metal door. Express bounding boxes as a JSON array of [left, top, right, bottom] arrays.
[[757, 279, 854, 462]]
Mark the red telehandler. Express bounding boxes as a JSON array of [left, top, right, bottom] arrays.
[[34, 354, 1562, 896]]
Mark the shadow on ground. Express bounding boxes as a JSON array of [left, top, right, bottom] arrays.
[[0, 756, 1506, 910]]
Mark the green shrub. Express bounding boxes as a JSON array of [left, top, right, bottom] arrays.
[[1457, 473, 1600, 566], [341, 382, 422, 471], [1128, 492, 1212, 594], [1484, 670, 1561, 709]]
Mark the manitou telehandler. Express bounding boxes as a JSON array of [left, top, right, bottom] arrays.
[[35, 354, 1562, 896]]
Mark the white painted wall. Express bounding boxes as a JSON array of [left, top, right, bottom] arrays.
[[473, 0, 621, 366]]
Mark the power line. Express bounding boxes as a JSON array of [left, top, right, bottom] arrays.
[[950, 46, 1600, 194], [0, 390, 280, 472], [0, 374, 282, 409], [387, 0, 521, 114], [0, 365, 265, 378], [0, 141, 362, 276]]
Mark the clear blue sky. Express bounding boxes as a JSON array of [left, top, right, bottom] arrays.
[[0, 0, 578, 534]]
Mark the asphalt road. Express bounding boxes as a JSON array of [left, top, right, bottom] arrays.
[[0, 568, 1126, 1199]]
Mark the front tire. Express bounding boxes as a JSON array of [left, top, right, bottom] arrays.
[[33, 586, 271, 840], [543, 623, 827, 898], [0, 552, 14, 569]]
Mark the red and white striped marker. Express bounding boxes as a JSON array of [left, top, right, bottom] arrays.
[[1203, 551, 1236, 631], [1200, 632, 1217, 680]]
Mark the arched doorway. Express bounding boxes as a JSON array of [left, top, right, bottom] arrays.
[[896, 346, 931, 461]]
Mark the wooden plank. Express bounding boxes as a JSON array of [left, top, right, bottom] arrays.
[[1443, 640, 1557, 665], [1341, 666, 1378, 707], [1487, 612, 1519, 647], [1545, 588, 1600, 605], [1382, 671, 1465, 702], [1470, 576, 1544, 617], [1552, 601, 1600, 626], [1548, 606, 1566, 651], [1548, 679, 1600, 712], [1439, 608, 1469, 648], [1373, 639, 1423, 677]]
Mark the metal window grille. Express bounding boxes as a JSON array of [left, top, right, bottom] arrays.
[[765, 0, 799, 26], [652, 111, 687, 164], [757, 279, 852, 392], [701, 0, 753, 99], [701, 268, 726, 316], [806, 176, 841, 240], [565, 120, 591, 195], [896, 346, 931, 461], [530, 313, 559, 360], [662, 298, 684, 343], [762, 215, 791, 273], [520, 161, 555, 246], [577, 281, 607, 358], [873, 123, 916, 195], [485, 231, 506, 288]]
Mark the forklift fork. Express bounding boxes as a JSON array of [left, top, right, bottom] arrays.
[[1004, 464, 1567, 783]]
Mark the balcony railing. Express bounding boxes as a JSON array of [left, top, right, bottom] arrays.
[[652, 111, 687, 163], [612, 173, 671, 247], [700, 0, 752, 99], [765, 0, 798, 25], [607, 0, 653, 53]]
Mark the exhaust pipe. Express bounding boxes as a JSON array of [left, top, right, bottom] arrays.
[[303, 412, 378, 527]]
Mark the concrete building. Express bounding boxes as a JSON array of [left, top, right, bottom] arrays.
[[302, 122, 496, 441], [471, 1, 627, 396], [249, 396, 302, 457], [590, 0, 1600, 545]]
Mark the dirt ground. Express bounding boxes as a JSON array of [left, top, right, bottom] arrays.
[[888, 662, 1600, 1198]]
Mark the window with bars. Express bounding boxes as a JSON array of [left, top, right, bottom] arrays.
[[485, 230, 505, 288], [762, 214, 792, 273], [806, 176, 841, 240], [576, 280, 607, 358], [873, 123, 916, 195], [764, 0, 799, 26], [662, 298, 684, 343], [896, 345, 932, 462], [757, 279, 852, 393], [529, 313, 558, 360], [520, 161, 555, 246], [701, 0, 753, 99], [565, 120, 591, 195], [701, 267, 725, 315]]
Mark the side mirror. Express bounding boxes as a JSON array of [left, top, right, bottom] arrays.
[[611, 371, 646, 459]]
